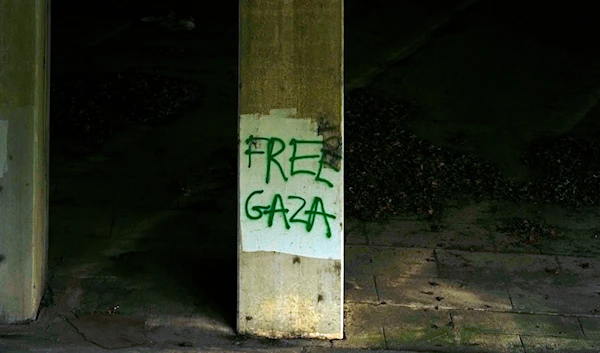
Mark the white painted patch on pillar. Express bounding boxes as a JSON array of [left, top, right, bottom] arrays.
[[0, 121, 8, 178], [239, 108, 342, 260]]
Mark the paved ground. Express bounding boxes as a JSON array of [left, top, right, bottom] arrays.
[[2, 0, 600, 352]]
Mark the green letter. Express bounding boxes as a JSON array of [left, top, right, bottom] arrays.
[[245, 190, 267, 220], [244, 135, 269, 168], [263, 193, 290, 229], [266, 137, 288, 184], [305, 197, 336, 238], [289, 139, 322, 177]]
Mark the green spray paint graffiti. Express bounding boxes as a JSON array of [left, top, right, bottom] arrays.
[[243, 135, 340, 238], [244, 190, 337, 238], [244, 136, 339, 187]]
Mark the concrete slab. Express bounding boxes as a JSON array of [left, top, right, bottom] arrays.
[[332, 303, 386, 349], [366, 221, 495, 251], [67, 314, 147, 349], [370, 247, 438, 278], [472, 201, 542, 228], [305, 349, 413, 353], [345, 218, 367, 245], [344, 246, 378, 303], [344, 277, 379, 304], [556, 256, 600, 287], [579, 317, 600, 339], [344, 245, 373, 277], [452, 333, 525, 353], [521, 336, 600, 353], [452, 311, 583, 338], [538, 205, 600, 231], [509, 284, 600, 315], [430, 224, 496, 252], [383, 306, 455, 352], [365, 220, 431, 247], [436, 249, 560, 286], [376, 276, 511, 311], [535, 230, 600, 258], [492, 231, 543, 255], [441, 200, 495, 225]]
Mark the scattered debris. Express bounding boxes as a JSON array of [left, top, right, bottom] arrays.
[[107, 305, 120, 314], [51, 72, 204, 149], [345, 89, 600, 222], [498, 218, 562, 246], [345, 88, 514, 221]]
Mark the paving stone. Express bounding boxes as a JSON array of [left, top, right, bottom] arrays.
[[556, 256, 600, 287], [454, 333, 525, 353], [493, 231, 543, 254], [535, 230, 600, 257], [345, 246, 379, 303], [345, 217, 368, 245], [431, 223, 496, 252], [145, 314, 234, 334], [377, 276, 511, 311], [521, 336, 600, 353], [509, 284, 600, 315], [441, 199, 495, 225], [452, 310, 583, 338], [382, 306, 456, 351], [332, 303, 386, 349], [436, 249, 561, 286], [539, 205, 600, 230], [305, 349, 404, 353], [345, 245, 374, 277], [580, 317, 600, 340], [365, 220, 431, 246], [345, 275, 379, 303], [370, 247, 438, 278], [367, 222, 496, 251]]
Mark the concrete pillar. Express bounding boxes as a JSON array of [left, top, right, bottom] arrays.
[[0, 0, 50, 323], [238, 0, 344, 339]]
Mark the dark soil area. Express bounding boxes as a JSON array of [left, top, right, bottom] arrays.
[[345, 89, 600, 221], [50, 72, 204, 153], [51, 79, 600, 223]]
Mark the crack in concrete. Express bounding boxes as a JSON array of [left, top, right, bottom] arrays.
[[577, 317, 586, 337], [373, 275, 382, 303], [65, 317, 104, 349]]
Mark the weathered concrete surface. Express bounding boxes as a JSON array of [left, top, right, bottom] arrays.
[[6, 0, 599, 351], [369, 0, 600, 182], [238, 252, 342, 338], [0, 0, 50, 323], [344, 0, 480, 91], [237, 0, 344, 339]]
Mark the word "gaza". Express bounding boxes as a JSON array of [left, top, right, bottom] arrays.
[[244, 190, 337, 238]]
